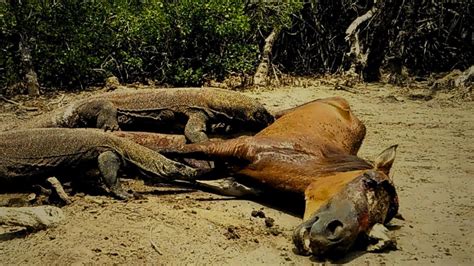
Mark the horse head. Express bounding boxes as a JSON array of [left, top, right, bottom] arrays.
[[293, 145, 398, 257]]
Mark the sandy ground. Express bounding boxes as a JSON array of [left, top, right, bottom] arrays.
[[0, 81, 472, 265]]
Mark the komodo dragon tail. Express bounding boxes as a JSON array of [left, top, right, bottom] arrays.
[[115, 138, 201, 181]]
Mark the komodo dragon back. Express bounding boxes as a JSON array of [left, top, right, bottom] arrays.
[[14, 88, 274, 133], [15, 101, 88, 129], [0, 128, 199, 182], [98, 87, 273, 122]]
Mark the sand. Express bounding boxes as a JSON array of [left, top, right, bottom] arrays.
[[0, 80, 472, 265]]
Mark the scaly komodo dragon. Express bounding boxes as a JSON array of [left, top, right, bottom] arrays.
[[21, 88, 275, 143], [0, 128, 201, 199]]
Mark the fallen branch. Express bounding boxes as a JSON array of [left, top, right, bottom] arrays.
[[0, 95, 39, 111], [334, 84, 357, 94], [0, 206, 65, 231], [150, 239, 163, 255]]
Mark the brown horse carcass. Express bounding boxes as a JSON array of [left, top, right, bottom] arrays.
[[119, 97, 400, 257]]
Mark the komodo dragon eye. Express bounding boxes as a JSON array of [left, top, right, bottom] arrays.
[[254, 110, 268, 121]]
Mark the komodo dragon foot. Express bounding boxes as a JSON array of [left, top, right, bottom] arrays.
[[97, 151, 133, 200]]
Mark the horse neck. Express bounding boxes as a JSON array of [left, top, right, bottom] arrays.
[[303, 169, 370, 221]]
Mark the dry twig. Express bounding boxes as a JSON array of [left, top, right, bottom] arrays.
[[149, 226, 163, 255], [0, 95, 39, 111]]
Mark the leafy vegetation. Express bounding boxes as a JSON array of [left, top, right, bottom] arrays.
[[0, 0, 472, 93]]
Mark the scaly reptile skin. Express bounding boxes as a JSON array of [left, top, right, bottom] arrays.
[[0, 128, 200, 199], [20, 88, 274, 143]]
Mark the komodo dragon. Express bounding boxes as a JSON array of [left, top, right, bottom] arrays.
[[0, 128, 201, 200], [21, 88, 275, 143]]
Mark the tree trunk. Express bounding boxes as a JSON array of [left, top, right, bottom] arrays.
[[19, 36, 41, 96], [253, 28, 280, 86], [345, 3, 377, 77], [9, 0, 40, 96], [455, 65, 474, 87], [363, 0, 402, 81], [345, 0, 402, 82]]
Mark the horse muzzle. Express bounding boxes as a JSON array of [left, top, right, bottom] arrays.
[[293, 199, 361, 257]]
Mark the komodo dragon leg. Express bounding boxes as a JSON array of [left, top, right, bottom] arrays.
[[46, 177, 72, 204], [184, 111, 216, 169], [184, 111, 209, 143], [97, 151, 132, 200], [76, 100, 120, 131]]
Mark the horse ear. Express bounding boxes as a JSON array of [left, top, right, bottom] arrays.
[[374, 145, 398, 175]]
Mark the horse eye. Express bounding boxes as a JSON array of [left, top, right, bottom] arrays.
[[363, 174, 378, 188]]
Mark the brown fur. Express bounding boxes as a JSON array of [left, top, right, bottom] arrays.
[[169, 97, 370, 194]]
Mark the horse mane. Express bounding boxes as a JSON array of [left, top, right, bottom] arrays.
[[314, 145, 373, 176]]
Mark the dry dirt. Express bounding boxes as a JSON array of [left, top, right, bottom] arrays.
[[0, 80, 472, 265]]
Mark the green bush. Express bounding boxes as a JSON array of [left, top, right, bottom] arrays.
[[1, 1, 470, 92], [0, 0, 278, 89]]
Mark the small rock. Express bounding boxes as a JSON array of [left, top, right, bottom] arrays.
[[251, 209, 265, 218], [280, 252, 292, 261], [264, 217, 275, 227], [92, 248, 102, 253], [224, 226, 240, 240]]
